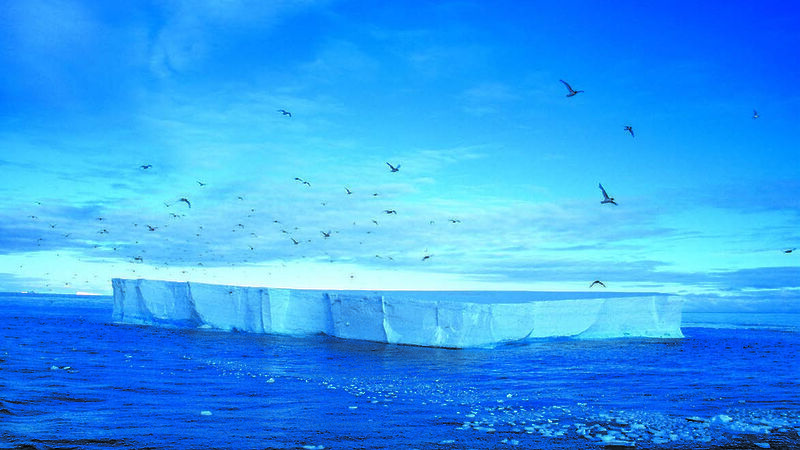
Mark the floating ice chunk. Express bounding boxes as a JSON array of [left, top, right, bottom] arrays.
[[112, 278, 683, 348], [754, 443, 770, 449], [200, 410, 212, 416]]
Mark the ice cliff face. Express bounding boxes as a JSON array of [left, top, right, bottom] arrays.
[[112, 278, 683, 348]]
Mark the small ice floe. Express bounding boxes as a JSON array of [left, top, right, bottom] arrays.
[[348, 406, 358, 410], [200, 410, 212, 416], [266, 377, 275, 383], [439, 439, 455, 444], [711, 414, 733, 424], [301, 445, 324, 450], [754, 443, 770, 449]]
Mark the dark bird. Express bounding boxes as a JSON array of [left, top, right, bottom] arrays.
[[345, 187, 353, 195], [590, 280, 606, 288], [290, 238, 300, 245], [321, 231, 331, 238], [140, 164, 152, 170], [784, 248, 796, 254], [179, 198, 192, 208], [278, 109, 292, 117], [146, 225, 158, 231], [197, 181, 207, 187], [449, 219, 461, 224], [386, 162, 400, 173], [384, 209, 397, 214], [237, 196, 244, 200], [422, 254, 432, 261], [624, 125, 634, 137], [560, 79, 584, 97], [753, 109, 759, 119], [599, 183, 617, 205], [294, 177, 311, 187]]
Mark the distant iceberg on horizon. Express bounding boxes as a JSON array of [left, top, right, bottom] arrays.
[[111, 278, 683, 348]]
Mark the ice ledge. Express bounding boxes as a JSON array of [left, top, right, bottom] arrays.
[[112, 278, 683, 348]]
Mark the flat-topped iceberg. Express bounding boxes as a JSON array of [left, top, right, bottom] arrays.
[[111, 278, 683, 348]]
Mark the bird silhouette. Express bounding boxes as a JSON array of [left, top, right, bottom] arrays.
[[624, 126, 634, 137], [384, 209, 397, 214], [197, 181, 207, 187], [321, 231, 331, 238], [560, 79, 584, 97], [345, 187, 353, 195], [753, 109, 759, 119], [294, 177, 311, 187], [179, 198, 192, 208], [386, 162, 400, 173], [784, 248, 796, 254], [599, 183, 617, 205], [590, 280, 606, 288], [140, 164, 152, 170], [278, 109, 292, 117]]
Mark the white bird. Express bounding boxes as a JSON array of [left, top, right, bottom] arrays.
[[560, 79, 584, 97], [599, 183, 617, 205]]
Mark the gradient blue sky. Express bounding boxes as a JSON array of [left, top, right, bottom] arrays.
[[1, 1, 798, 309]]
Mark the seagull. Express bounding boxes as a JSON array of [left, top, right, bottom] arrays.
[[140, 164, 152, 170], [146, 225, 158, 231], [560, 79, 584, 97], [321, 231, 331, 238], [386, 162, 400, 173], [197, 181, 207, 187], [624, 125, 634, 137], [278, 109, 292, 117], [784, 248, 796, 254], [422, 254, 432, 261], [294, 177, 311, 187], [179, 198, 192, 208], [384, 209, 397, 214], [753, 109, 759, 119], [290, 238, 300, 245], [590, 280, 606, 288], [345, 187, 353, 195], [449, 219, 461, 224], [599, 183, 617, 205]]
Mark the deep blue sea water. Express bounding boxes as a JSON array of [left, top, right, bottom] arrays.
[[1, 293, 799, 450]]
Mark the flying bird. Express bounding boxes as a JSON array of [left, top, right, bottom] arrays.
[[590, 280, 606, 288], [179, 198, 192, 208], [753, 109, 759, 119], [599, 183, 617, 205], [386, 162, 400, 173], [560, 79, 584, 97], [345, 187, 353, 195], [784, 248, 796, 254], [197, 181, 207, 187], [140, 164, 152, 170], [294, 177, 311, 187], [384, 209, 397, 214], [321, 231, 331, 238], [624, 126, 634, 137], [278, 109, 292, 117], [146, 225, 158, 231], [290, 238, 300, 245]]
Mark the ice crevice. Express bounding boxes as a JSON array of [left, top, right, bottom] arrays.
[[112, 278, 684, 348]]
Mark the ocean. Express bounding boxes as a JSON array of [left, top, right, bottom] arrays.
[[1, 293, 798, 449]]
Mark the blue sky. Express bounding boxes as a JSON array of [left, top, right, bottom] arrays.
[[0, 1, 798, 309]]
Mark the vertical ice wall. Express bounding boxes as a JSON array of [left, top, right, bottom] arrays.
[[112, 278, 683, 348]]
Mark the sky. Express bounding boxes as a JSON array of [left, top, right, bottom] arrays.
[[0, 1, 798, 310]]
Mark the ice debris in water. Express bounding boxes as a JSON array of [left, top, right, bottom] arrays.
[[200, 410, 212, 416], [301, 446, 324, 450]]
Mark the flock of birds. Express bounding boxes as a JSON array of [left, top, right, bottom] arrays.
[[24, 81, 792, 292]]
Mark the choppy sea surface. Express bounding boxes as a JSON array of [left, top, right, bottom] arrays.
[[1, 293, 798, 450]]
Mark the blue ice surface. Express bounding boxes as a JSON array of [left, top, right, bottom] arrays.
[[1, 292, 798, 450]]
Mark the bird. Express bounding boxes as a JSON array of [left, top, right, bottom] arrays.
[[290, 238, 300, 245], [146, 225, 158, 232], [590, 280, 606, 288], [624, 125, 634, 137], [449, 219, 461, 224], [278, 109, 292, 117], [386, 162, 401, 173], [178, 198, 192, 208], [599, 183, 617, 205], [345, 187, 353, 195], [294, 177, 311, 187], [321, 231, 331, 238], [384, 209, 397, 214], [140, 164, 152, 170], [197, 181, 207, 187], [560, 79, 584, 97], [784, 248, 796, 254], [422, 254, 432, 261], [753, 109, 759, 119]]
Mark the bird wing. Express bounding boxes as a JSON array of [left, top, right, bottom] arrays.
[[560, 79, 574, 92], [598, 183, 610, 200], [386, 162, 395, 170]]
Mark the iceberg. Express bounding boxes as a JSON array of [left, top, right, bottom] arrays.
[[111, 278, 683, 348]]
